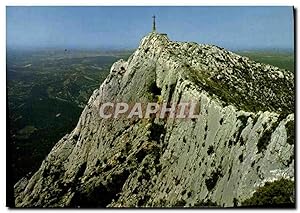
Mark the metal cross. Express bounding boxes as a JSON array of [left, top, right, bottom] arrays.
[[152, 15, 156, 32]]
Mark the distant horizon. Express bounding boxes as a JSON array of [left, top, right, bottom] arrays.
[[7, 6, 294, 51], [6, 44, 294, 52], [6, 44, 294, 53]]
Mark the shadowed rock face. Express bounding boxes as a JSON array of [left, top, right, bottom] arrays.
[[14, 32, 294, 207]]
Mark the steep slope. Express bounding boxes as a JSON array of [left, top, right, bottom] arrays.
[[14, 32, 294, 207]]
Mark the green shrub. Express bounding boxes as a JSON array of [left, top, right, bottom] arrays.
[[285, 120, 294, 145], [257, 128, 273, 153], [205, 169, 222, 191], [207, 145, 214, 155], [241, 178, 295, 207], [148, 81, 161, 102], [149, 81, 161, 96], [149, 123, 166, 142]]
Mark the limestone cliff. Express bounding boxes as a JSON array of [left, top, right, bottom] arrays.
[[14, 32, 294, 207]]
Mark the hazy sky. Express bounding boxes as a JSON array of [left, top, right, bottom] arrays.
[[6, 6, 294, 50]]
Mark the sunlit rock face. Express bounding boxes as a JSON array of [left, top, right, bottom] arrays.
[[14, 32, 294, 207]]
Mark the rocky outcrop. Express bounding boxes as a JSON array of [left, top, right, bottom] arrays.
[[14, 32, 294, 207]]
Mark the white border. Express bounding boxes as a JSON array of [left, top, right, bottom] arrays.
[[1, 1, 298, 213]]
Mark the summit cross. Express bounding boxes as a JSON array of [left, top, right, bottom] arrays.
[[152, 15, 156, 32]]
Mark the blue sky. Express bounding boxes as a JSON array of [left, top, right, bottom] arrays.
[[6, 6, 294, 50]]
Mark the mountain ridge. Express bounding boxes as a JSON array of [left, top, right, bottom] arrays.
[[14, 32, 294, 207]]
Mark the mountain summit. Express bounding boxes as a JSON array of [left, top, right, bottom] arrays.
[[14, 32, 294, 207]]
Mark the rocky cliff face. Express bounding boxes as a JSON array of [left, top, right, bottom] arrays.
[[14, 32, 294, 207]]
